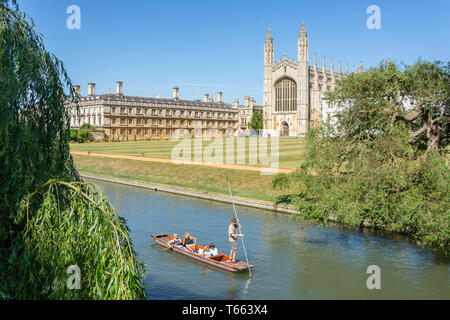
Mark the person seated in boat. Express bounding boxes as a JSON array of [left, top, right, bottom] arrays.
[[201, 245, 212, 258], [194, 246, 204, 255], [167, 233, 182, 248], [182, 232, 197, 252], [209, 243, 218, 257]]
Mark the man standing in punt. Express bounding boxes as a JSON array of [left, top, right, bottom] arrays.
[[228, 218, 244, 264]]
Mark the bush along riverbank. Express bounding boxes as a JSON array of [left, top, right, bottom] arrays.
[[273, 60, 449, 254]]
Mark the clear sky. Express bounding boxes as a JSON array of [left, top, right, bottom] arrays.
[[17, 0, 449, 104]]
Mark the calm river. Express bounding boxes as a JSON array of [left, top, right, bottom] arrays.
[[89, 178, 449, 300]]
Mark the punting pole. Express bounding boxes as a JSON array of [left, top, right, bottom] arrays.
[[225, 170, 252, 277]]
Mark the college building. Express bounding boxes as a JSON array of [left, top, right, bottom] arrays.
[[67, 82, 262, 141], [68, 21, 364, 140], [263, 22, 363, 137]]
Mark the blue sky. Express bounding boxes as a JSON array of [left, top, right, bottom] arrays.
[[18, 0, 449, 104]]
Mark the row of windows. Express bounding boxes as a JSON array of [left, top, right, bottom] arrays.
[[110, 128, 227, 136], [110, 107, 236, 119], [74, 107, 103, 115], [110, 118, 235, 127], [112, 129, 169, 135], [71, 117, 102, 126]]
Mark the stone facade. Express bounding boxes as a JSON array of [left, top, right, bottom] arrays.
[[237, 96, 263, 135], [68, 83, 260, 140], [263, 22, 363, 137]]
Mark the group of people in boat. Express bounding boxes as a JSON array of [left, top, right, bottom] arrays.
[[167, 232, 219, 258], [166, 218, 244, 264]]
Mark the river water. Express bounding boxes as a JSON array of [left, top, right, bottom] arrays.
[[89, 178, 449, 300]]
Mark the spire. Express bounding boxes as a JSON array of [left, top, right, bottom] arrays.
[[346, 63, 349, 75], [338, 61, 342, 74], [299, 21, 307, 38], [330, 57, 334, 73], [322, 56, 326, 72], [264, 27, 274, 66], [266, 27, 272, 41], [297, 21, 308, 62], [358, 60, 364, 73], [313, 52, 317, 69]]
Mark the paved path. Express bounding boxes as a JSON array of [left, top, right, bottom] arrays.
[[71, 151, 295, 174]]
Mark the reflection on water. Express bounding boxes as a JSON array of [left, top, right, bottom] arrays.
[[89, 178, 450, 300]]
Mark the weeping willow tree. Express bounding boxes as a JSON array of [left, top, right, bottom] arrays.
[[0, 0, 146, 298]]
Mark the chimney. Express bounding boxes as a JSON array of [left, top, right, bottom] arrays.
[[232, 98, 239, 109], [116, 81, 123, 95], [217, 91, 223, 103], [244, 96, 250, 107], [88, 83, 96, 96], [249, 97, 255, 108], [173, 86, 179, 100], [203, 93, 209, 103], [74, 85, 81, 96]]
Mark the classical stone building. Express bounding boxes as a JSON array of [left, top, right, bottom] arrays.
[[236, 96, 263, 135], [68, 82, 260, 140], [263, 22, 363, 137]]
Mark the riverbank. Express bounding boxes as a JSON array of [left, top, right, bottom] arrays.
[[73, 154, 298, 203], [73, 154, 372, 227], [80, 173, 298, 214], [77, 161, 449, 253]]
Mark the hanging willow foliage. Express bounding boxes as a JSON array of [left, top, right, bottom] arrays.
[[1, 1, 146, 298], [13, 180, 146, 299]]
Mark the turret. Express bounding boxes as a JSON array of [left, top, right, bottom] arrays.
[[297, 21, 308, 62], [263, 27, 274, 131], [264, 28, 274, 67], [297, 21, 310, 136]]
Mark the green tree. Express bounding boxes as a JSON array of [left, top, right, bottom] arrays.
[[248, 111, 263, 134], [0, 0, 146, 298], [70, 129, 78, 142], [273, 60, 449, 253], [80, 123, 94, 131]]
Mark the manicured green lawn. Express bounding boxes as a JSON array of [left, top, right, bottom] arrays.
[[71, 137, 307, 169], [73, 154, 299, 203]]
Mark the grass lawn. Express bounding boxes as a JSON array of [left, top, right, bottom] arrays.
[[70, 137, 307, 169], [73, 154, 299, 203]]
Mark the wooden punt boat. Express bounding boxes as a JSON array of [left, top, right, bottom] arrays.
[[151, 233, 254, 272]]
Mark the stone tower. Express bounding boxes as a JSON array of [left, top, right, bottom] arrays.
[[263, 28, 274, 131], [297, 21, 309, 136], [262, 21, 352, 137]]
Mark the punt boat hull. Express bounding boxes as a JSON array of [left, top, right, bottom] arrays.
[[151, 233, 253, 272]]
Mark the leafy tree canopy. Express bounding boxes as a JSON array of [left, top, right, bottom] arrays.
[[274, 60, 449, 253], [248, 111, 263, 134]]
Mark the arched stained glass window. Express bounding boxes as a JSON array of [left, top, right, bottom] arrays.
[[274, 78, 297, 112]]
